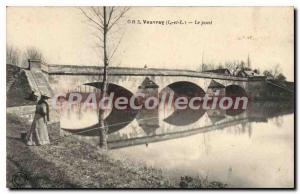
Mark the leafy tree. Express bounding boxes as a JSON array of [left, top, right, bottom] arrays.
[[263, 70, 273, 79], [276, 73, 286, 82], [253, 69, 260, 74], [263, 64, 285, 81]]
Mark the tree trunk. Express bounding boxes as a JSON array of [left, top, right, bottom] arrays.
[[99, 6, 108, 149]]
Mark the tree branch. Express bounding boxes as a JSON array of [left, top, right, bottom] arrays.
[[79, 7, 104, 30], [108, 32, 124, 62], [80, 6, 130, 66], [106, 7, 115, 26], [107, 7, 130, 31], [91, 6, 104, 24]]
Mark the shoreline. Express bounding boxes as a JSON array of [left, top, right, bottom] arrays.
[[6, 114, 227, 188]]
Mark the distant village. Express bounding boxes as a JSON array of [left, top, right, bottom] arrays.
[[200, 56, 294, 92]]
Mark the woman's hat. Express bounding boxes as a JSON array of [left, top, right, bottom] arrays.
[[41, 92, 51, 99], [41, 95, 51, 99], [31, 90, 38, 97]]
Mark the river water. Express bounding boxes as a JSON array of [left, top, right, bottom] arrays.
[[60, 101, 294, 188]]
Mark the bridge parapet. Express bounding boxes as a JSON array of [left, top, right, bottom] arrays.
[[41, 64, 259, 81]]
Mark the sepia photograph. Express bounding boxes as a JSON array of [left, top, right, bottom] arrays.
[[6, 6, 295, 189]]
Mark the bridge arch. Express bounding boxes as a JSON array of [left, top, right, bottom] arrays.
[[225, 84, 247, 97], [61, 81, 135, 106], [160, 81, 206, 97], [225, 84, 248, 116], [84, 82, 134, 98]]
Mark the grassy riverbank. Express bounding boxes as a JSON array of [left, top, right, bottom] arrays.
[[7, 114, 227, 188]]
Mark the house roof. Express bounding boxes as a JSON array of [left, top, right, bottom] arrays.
[[203, 68, 231, 74], [237, 70, 260, 77], [244, 70, 259, 76]]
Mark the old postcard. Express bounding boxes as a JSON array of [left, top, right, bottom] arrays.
[[6, 6, 294, 189]]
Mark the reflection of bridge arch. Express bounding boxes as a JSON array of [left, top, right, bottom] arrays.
[[61, 106, 138, 136], [60, 82, 137, 131], [164, 109, 206, 126], [61, 100, 294, 150], [108, 118, 250, 149]]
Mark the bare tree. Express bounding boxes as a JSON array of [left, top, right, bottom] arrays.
[[224, 62, 239, 75], [6, 45, 20, 66], [24, 47, 43, 59], [80, 6, 130, 149], [224, 60, 248, 76], [22, 47, 45, 67], [263, 64, 284, 81]]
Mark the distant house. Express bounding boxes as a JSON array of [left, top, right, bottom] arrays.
[[207, 80, 225, 97], [203, 68, 231, 76], [236, 70, 260, 77]]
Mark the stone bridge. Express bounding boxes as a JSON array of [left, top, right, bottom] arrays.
[[37, 62, 266, 99]]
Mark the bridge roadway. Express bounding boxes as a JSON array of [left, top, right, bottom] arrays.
[[39, 63, 270, 100], [41, 64, 258, 81]]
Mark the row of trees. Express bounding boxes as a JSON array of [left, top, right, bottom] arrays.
[[262, 64, 286, 82], [6, 45, 44, 67]]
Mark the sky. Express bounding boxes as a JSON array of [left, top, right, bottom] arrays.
[[7, 7, 294, 81]]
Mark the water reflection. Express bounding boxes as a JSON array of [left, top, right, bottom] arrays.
[[59, 100, 294, 187], [164, 108, 206, 126], [137, 108, 159, 136], [60, 101, 293, 147]]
